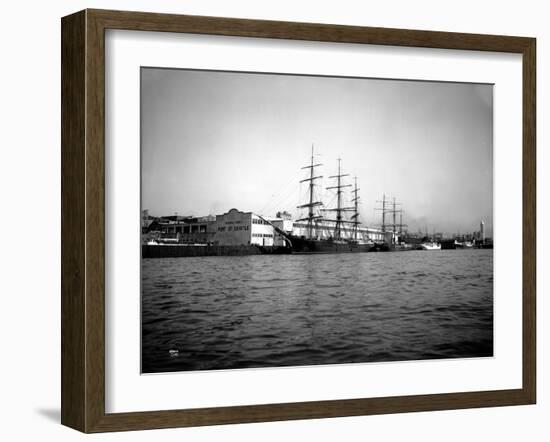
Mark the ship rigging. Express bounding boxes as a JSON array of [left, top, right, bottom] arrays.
[[296, 144, 323, 239], [287, 146, 374, 253], [321, 158, 356, 241]]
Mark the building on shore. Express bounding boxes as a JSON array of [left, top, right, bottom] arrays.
[[214, 208, 276, 246], [145, 214, 216, 244], [143, 208, 388, 247]]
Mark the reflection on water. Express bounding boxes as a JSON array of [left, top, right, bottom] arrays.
[[141, 250, 493, 373]]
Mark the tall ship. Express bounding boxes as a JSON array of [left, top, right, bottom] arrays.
[[282, 146, 374, 253], [373, 194, 413, 251]]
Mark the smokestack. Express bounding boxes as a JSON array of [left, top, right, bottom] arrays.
[[480, 220, 485, 243]]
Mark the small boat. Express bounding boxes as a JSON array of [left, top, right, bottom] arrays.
[[420, 241, 441, 250], [454, 240, 474, 249], [390, 242, 413, 251]]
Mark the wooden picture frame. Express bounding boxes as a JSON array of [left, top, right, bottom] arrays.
[[61, 9, 536, 433]]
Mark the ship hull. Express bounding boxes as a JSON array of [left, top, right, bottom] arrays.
[[288, 236, 374, 254]]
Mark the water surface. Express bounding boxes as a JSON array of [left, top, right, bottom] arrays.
[[141, 250, 493, 373]]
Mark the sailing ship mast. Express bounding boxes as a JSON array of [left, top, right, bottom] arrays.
[[390, 197, 402, 244], [351, 177, 360, 241], [375, 195, 405, 244], [296, 144, 323, 239], [397, 211, 408, 236], [375, 193, 388, 234], [322, 158, 354, 240]]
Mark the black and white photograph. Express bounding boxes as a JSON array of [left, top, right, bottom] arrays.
[[2, 0, 545, 437], [140, 67, 494, 374]]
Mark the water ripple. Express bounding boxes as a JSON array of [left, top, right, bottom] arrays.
[[142, 250, 493, 373]]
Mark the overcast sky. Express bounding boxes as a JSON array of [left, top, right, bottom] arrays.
[[141, 68, 493, 236]]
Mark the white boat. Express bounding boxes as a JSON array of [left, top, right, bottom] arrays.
[[420, 241, 441, 250]]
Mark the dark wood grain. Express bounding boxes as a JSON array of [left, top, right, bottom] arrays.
[[90, 8, 533, 52], [85, 9, 107, 433], [522, 38, 536, 403], [61, 9, 537, 433], [61, 10, 86, 432]]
